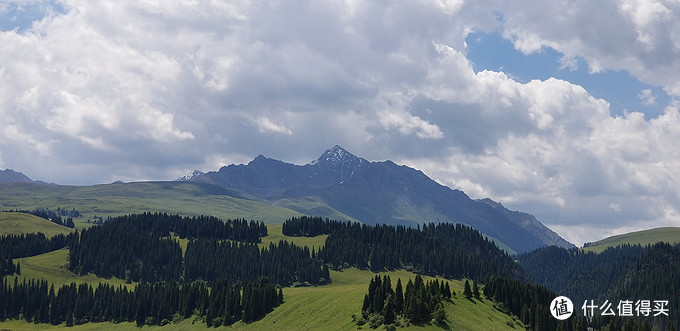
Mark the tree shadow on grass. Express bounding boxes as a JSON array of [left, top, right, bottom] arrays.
[[434, 319, 452, 330]]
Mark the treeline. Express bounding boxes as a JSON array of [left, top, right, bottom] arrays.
[[357, 275, 452, 327], [101, 213, 267, 242], [0, 276, 282, 327], [184, 240, 330, 286], [518, 242, 680, 329], [296, 219, 522, 282], [282, 216, 346, 237], [0, 232, 76, 277]]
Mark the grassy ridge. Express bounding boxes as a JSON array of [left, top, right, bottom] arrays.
[[0, 212, 74, 237], [0, 182, 304, 228], [583, 227, 680, 253]]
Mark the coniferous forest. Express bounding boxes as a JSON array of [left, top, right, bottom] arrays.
[[0, 213, 302, 326], [518, 242, 680, 330], [356, 274, 452, 327], [285, 216, 523, 282], [0, 276, 282, 327], [67, 213, 328, 285]]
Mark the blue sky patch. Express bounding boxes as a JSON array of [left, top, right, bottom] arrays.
[[0, 0, 66, 33], [465, 31, 669, 119]]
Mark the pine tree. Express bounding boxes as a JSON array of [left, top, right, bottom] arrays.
[[472, 280, 480, 299], [394, 278, 404, 314], [383, 294, 396, 325], [443, 282, 452, 299], [66, 309, 74, 327], [463, 280, 472, 299]]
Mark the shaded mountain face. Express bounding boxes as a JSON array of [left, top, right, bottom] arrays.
[[0, 169, 35, 183], [191, 145, 574, 253]]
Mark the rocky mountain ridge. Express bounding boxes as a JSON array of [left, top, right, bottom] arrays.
[[187, 145, 574, 253]]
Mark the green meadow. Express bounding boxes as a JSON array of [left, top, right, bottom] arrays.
[[0, 182, 304, 228], [582, 226, 680, 253], [0, 212, 74, 237]]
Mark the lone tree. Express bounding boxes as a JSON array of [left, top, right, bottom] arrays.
[[463, 280, 472, 299], [473, 280, 480, 299]]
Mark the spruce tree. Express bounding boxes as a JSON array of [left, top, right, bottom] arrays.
[[472, 280, 480, 299], [443, 282, 452, 299], [394, 278, 404, 314], [463, 280, 472, 299], [66, 309, 74, 327], [383, 294, 396, 324]]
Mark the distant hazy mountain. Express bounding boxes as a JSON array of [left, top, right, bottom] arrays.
[[0, 169, 35, 183], [190, 145, 574, 253]]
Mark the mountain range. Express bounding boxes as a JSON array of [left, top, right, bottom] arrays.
[[187, 145, 574, 253]]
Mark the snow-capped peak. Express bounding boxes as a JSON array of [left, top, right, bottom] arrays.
[[176, 170, 204, 181], [316, 145, 363, 165]]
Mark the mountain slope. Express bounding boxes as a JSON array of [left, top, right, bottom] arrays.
[[191, 145, 574, 253], [0, 181, 304, 227], [582, 226, 680, 253], [0, 169, 34, 183]]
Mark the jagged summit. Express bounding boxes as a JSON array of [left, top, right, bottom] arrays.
[[308, 145, 368, 184], [176, 170, 205, 181], [309, 145, 363, 165]]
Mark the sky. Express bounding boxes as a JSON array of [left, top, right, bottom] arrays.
[[2, 0, 680, 246]]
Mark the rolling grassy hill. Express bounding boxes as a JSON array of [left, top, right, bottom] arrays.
[[0, 182, 306, 228], [0, 212, 74, 237], [583, 226, 680, 253]]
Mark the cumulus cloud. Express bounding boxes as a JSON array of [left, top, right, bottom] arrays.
[[502, 0, 680, 96], [254, 116, 293, 135], [1, 0, 679, 244]]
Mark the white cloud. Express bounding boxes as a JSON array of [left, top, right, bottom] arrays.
[[1, 0, 680, 245], [502, 0, 680, 96], [378, 109, 444, 139], [254, 116, 293, 135]]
